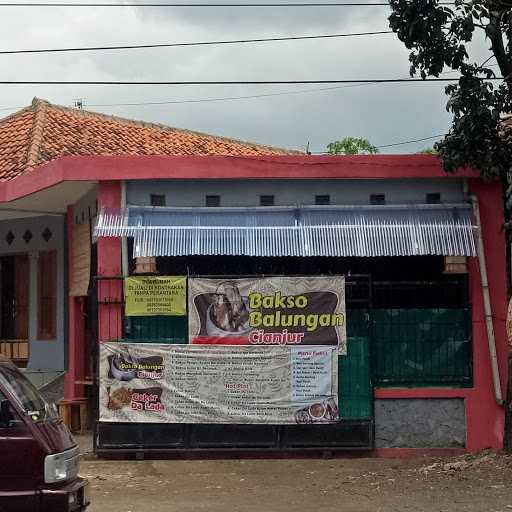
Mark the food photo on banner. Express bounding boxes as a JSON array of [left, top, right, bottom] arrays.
[[100, 343, 339, 424], [188, 276, 346, 353], [99, 275, 346, 425]]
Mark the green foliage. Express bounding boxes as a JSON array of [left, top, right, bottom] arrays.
[[327, 137, 379, 155], [418, 147, 439, 154], [388, 0, 512, 184]]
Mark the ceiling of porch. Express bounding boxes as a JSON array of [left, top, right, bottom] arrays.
[[0, 181, 96, 220]]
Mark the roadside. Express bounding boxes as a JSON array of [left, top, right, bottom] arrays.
[[80, 449, 512, 512]]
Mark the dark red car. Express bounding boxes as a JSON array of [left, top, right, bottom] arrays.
[[0, 355, 89, 512]]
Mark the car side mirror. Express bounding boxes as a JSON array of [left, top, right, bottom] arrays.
[[0, 399, 13, 428]]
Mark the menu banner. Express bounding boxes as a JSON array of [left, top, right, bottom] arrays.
[[99, 342, 339, 424], [124, 276, 187, 316], [188, 276, 346, 354]]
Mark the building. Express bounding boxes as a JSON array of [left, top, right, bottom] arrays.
[[0, 98, 507, 454], [0, 97, 293, 386]]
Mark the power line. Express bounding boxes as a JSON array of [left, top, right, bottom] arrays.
[[0, 81, 428, 112], [0, 81, 427, 112], [377, 133, 445, 148], [0, 31, 392, 55], [0, 78, 504, 85], [310, 133, 446, 153], [0, 2, 456, 6], [0, 64, 500, 112], [62, 63, 504, 108], [0, 93, 456, 148], [88, 84, 380, 107], [0, 81, 435, 112]]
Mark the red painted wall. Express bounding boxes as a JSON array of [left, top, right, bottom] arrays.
[[466, 179, 508, 450], [96, 181, 123, 342]]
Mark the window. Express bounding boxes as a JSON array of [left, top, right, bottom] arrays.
[[371, 307, 472, 387], [260, 195, 275, 206], [315, 195, 330, 205], [38, 251, 57, 340], [371, 277, 472, 387], [370, 194, 386, 205], [0, 365, 46, 415], [206, 195, 221, 207], [150, 194, 166, 207], [426, 193, 441, 204]]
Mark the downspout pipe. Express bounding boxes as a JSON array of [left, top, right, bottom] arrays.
[[471, 194, 504, 406]]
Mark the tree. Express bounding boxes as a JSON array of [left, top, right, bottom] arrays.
[[418, 147, 439, 155], [388, 0, 512, 187], [327, 137, 379, 155], [388, 0, 512, 451]]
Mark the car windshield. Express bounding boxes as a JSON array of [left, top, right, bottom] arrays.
[[0, 363, 54, 421]]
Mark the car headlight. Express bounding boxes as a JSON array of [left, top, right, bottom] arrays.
[[44, 446, 80, 484]]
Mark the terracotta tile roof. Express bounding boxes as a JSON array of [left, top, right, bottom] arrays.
[[0, 97, 300, 181]]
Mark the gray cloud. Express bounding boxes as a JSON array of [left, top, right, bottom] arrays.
[[0, 1, 490, 154], [134, 2, 387, 32]]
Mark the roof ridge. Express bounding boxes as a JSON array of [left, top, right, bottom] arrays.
[[43, 99, 301, 154], [25, 97, 48, 169]]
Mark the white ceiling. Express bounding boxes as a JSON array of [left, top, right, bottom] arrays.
[[0, 181, 97, 220]]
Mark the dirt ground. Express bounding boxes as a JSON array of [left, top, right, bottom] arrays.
[[81, 450, 512, 512]]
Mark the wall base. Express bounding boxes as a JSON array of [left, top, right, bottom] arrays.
[[96, 420, 374, 454]]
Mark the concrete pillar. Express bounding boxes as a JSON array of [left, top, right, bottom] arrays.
[[97, 181, 123, 342]]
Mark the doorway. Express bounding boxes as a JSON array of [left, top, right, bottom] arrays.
[[0, 254, 30, 367]]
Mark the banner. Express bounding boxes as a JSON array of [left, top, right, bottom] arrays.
[[100, 342, 338, 424], [188, 276, 346, 354], [124, 276, 187, 316]]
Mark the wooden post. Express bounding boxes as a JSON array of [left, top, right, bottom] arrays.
[[64, 206, 86, 401]]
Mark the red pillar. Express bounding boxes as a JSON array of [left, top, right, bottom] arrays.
[[97, 181, 123, 342], [64, 206, 86, 401], [466, 179, 508, 451]]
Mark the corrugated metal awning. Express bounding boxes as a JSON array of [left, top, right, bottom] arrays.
[[94, 204, 477, 258]]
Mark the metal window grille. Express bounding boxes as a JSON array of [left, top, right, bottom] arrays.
[[371, 308, 472, 387], [124, 316, 187, 343], [370, 279, 471, 387], [373, 278, 469, 309], [340, 309, 372, 419]]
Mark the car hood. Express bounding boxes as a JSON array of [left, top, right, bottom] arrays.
[[32, 418, 77, 455]]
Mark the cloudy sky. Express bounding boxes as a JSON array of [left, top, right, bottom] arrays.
[[0, 1, 492, 153]]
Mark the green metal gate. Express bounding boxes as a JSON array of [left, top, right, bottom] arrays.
[[371, 308, 472, 387], [339, 309, 372, 419]]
